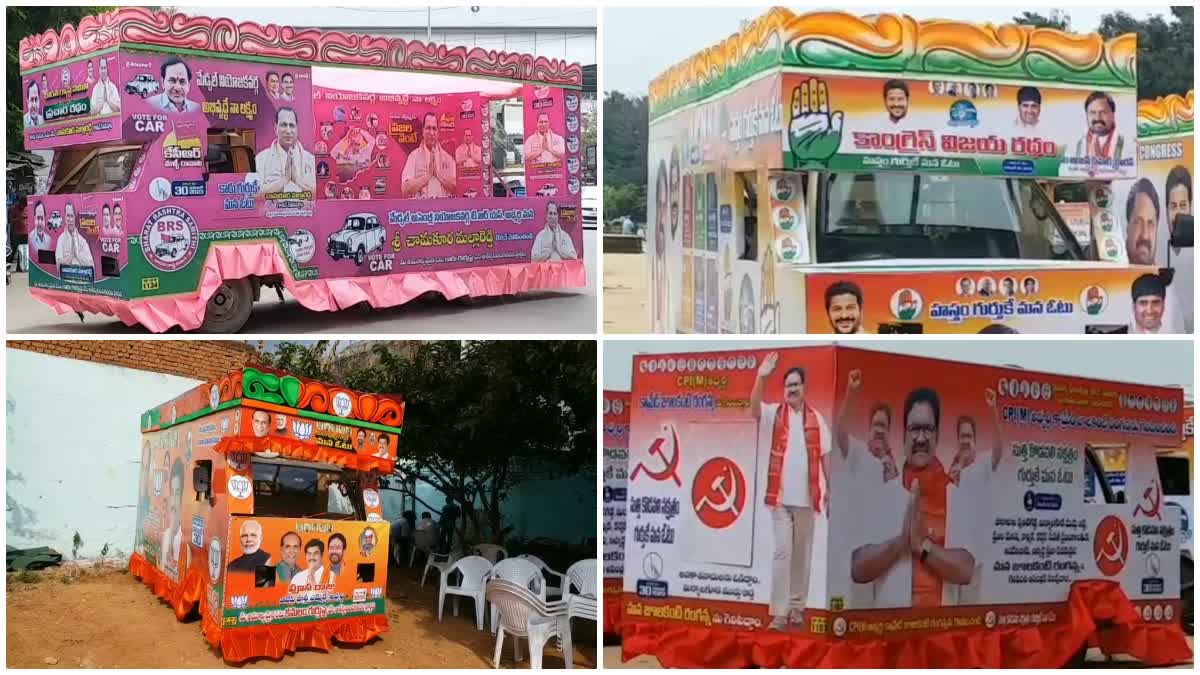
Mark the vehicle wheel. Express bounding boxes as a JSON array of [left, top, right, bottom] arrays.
[[355, 245, 365, 266], [198, 278, 253, 333]]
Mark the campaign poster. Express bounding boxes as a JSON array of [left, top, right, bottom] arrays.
[[624, 348, 836, 633], [237, 406, 399, 466], [313, 88, 483, 202], [22, 51, 123, 149], [783, 74, 1137, 181], [826, 347, 1182, 637], [523, 84, 569, 198], [25, 193, 129, 290], [624, 345, 1185, 642], [221, 516, 390, 628], [314, 196, 581, 276], [799, 266, 1188, 334], [136, 414, 231, 588], [603, 391, 631, 634]]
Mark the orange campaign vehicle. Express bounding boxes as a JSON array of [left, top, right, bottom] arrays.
[[645, 8, 1193, 334], [603, 390, 631, 636], [618, 346, 1193, 668], [129, 365, 403, 662]]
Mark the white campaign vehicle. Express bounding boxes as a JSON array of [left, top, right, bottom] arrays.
[[125, 73, 160, 97], [327, 212, 386, 266]]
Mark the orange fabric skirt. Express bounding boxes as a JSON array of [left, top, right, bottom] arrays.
[[130, 553, 388, 663]]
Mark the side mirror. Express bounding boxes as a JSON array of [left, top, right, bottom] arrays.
[[1170, 214, 1193, 248]]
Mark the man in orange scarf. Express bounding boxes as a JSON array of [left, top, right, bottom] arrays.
[[750, 352, 831, 629], [850, 387, 975, 608]]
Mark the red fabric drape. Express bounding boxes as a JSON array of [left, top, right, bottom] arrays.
[[620, 581, 1192, 668]]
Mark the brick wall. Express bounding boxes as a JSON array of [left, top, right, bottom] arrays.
[[7, 340, 260, 382]]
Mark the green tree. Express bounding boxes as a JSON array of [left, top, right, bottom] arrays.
[[602, 91, 649, 189], [603, 183, 645, 225], [1098, 8, 1193, 100], [7, 6, 115, 160], [1012, 10, 1071, 31], [260, 340, 596, 546]]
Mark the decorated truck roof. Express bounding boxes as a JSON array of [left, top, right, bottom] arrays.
[[1138, 90, 1194, 139], [648, 7, 1135, 119], [19, 7, 583, 88], [141, 365, 404, 474]]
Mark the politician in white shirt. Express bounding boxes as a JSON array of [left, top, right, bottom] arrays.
[[524, 113, 565, 165], [402, 112, 456, 198], [530, 202, 578, 262], [256, 107, 316, 195], [55, 203, 94, 268], [750, 352, 832, 629], [89, 57, 122, 115]]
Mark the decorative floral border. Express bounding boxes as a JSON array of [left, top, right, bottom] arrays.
[[19, 7, 583, 88], [1137, 90, 1194, 139], [649, 8, 1136, 119]]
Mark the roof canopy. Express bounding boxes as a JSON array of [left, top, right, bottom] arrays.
[[1138, 90, 1194, 139], [648, 7, 1137, 119], [142, 365, 404, 433], [19, 7, 583, 89]]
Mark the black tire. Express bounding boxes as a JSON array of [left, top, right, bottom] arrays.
[[198, 278, 254, 333], [355, 245, 365, 266]]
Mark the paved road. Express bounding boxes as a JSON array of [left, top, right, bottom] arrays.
[[6, 232, 597, 335]]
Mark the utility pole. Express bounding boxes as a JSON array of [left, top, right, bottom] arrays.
[[426, 6, 432, 41]]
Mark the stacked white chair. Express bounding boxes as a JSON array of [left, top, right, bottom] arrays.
[[517, 553, 568, 599], [485, 578, 568, 669], [487, 557, 545, 633], [561, 559, 598, 669]]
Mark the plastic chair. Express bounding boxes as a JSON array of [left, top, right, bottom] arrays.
[[438, 555, 494, 630], [410, 527, 437, 567], [487, 557, 545, 633], [517, 553, 567, 599], [565, 559, 597, 597], [473, 543, 507, 564], [561, 559, 598, 670], [422, 549, 462, 587], [485, 579, 567, 669]]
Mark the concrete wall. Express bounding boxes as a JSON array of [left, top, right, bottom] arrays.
[[6, 349, 202, 558]]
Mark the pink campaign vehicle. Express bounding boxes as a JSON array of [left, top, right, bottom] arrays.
[[18, 8, 587, 332]]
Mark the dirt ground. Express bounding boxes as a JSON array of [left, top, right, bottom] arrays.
[[6, 562, 596, 669], [602, 252, 647, 334], [601, 639, 1195, 669]]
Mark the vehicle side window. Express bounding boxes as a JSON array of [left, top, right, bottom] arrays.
[[53, 148, 139, 195], [206, 130, 257, 175]]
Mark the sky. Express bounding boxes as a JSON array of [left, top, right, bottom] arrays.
[[602, 340, 1195, 394], [603, 5, 1176, 94]]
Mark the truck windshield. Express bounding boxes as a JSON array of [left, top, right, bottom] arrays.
[[818, 172, 1086, 263], [252, 458, 362, 520], [52, 146, 140, 195]]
